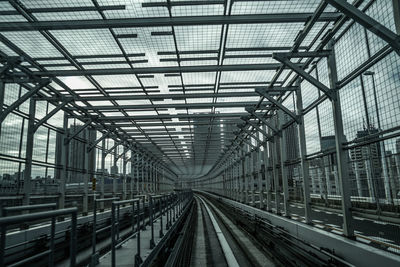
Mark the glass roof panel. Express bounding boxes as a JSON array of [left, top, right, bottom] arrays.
[[35, 11, 102, 21], [172, 4, 224, 16], [220, 70, 276, 83], [51, 29, 122, 55], [175, 25, 222, 51], [227, 23, 304, 48], [2, 31, 63, 57], [231, 0, 321, 15], [58, 76, 96, 89], [99, 0, 169, 19], [92, 74, 140, 88], [20, 0, 94, 8]]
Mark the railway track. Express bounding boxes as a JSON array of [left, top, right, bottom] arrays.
[[166, 193, 353, 267]]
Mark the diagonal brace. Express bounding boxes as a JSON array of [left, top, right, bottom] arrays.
[[245, 106, 279, 134], [117, 148, 129, 160], [325, 0, 400, 56], [105, 140, 123, 155], [234, 132, 257, 150], [33, 99, 70, 133], [273, 53, 335, 100], [65, 120, 92, 145], [255, 87, 299, 122], [238, 124, 264, 145], [0, 56, 24, 76], [245, 119, 273, 140], [87, 131, 111, 152], [0, 80, 50, 124]]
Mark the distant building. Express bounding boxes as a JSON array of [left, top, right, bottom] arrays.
[[319, 135, 340, 195], [283, 112, 299, 186], [349, 127, 385, 198], [55, 126, 96, 183], [110, 165, 119, 175]]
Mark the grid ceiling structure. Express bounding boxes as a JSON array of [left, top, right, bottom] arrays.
[[0, 0, 381, 178]]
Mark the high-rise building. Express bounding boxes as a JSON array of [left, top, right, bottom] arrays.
[[349, 127, 385, 198], [55, 126, 96, 184], [192, 115, 223, 175]]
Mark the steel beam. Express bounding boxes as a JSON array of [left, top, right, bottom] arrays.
[[325, 0, 400, 55], [0, 80, 50, 124], [106, 141, 123, 155], [87, 131, 111, 152], [33, 99, 70, 133], [0, 56, 23, 75], [33, 63, 294, 76], [239, 125, 263, 145], [235, 134, 257, 150], [295, 80, 312, 224], [278, 110, 289, 216], [38, 92, 260, 102], [244, 119, 271, 139], [245, 107, 279, 134], [92, 113, 248, 121], [0, 13, 341, 31], [394, 0, 400, 35], [0, 81, 4, 137], [0, 5, 126, 15], [64, 120, 92, 144], [70, 101, 267, 111], [327, 41, 354, 237], [255, 87, 299, 122], [272, 53, 335, 100], [23, 98, 36, 206]]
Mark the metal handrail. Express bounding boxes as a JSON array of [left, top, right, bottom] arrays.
[[0, 207, 78, 267], [2, 203, 57, 216], [110, 198, 140, 267], [91, 197, 119, 266]]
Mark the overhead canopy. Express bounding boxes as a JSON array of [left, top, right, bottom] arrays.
[[0, 0, 347, 178]]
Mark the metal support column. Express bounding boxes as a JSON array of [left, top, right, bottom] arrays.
[[251, 144, 256, 206], [394, 0, 400, 34], [272, 124, 281, 215], [258, 135, 264, 210], [123, 146, 127, 200], [244, 144, 250, 204], [265, 125, 273, 211], [58, 112, 68, 211], [296, 80, 312, 224], [328, 40, 354, 237], [130, 151, 135, 198], [240, 145, 245, 202], [83, 128, 89, 215], [279, 110, 290, 216], [23, 98, 36, 206], [100, 136, 106, 211], [0, 81, 5, 137], [113, 147, 118, 198]]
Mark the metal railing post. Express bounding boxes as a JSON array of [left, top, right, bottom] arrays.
[[111, 202, 116, 267], [150, 196, 155, 249], [92, 197, 118, 266], [159, 198, 164, 238], [0, 207, 77, 267], [0, 224, 5, 267], [117, 204, 120, 241], [49, 216, 56, 267], [70, 210, 77, 267], [173, 194, 176, 221], [141, 196, 146, 230], [135, 200, 142, 267], [166, 195, 170, 230], [91, 198, 97, 266]]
